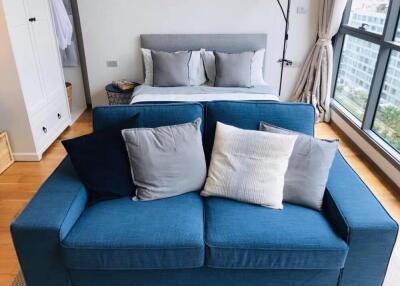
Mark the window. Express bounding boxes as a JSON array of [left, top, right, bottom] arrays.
[[348, 0, 390, 34], [396, 15, 400, 41], [332, 0, 400, 163], [334, 36, 379, 121], [372, 50, 400, 152]]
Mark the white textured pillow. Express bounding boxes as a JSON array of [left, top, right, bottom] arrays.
[[189, 51, 207, 86], [142, 48, 153, 85], [141, 49, 206, 86], [201, 122, 297, 209], [201, 49, 266, 86], [251, 49, 266, 85]]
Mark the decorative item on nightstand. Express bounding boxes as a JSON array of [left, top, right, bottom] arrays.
[[0, 131, 14, 174], [106, 81, 139, 105]]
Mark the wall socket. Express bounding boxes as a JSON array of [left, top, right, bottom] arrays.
[[296, 6, 307, 15], [106, 60, 118, 67]]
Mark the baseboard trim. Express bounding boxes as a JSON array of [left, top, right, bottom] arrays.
[[13, 152, 42, 162]]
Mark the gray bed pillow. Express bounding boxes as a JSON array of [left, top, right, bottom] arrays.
[[122, 118, 207, 201], [259, 122, 339, 211], [214, 51, 254, 88], [152, 50, 191, 87]]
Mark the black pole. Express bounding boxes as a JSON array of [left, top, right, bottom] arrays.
[[277, 0, 291, 96]]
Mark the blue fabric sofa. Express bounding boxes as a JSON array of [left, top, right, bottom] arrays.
[[12, 102, 398, 286]]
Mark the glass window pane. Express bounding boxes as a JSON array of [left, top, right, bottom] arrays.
[[334, 36, 380, 121], [395, 18, 400, 42], [348, 0, 389, 34], [372, 50, 400, 152]]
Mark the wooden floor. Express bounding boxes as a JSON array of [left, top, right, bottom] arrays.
[[0, 109, 399, 286]]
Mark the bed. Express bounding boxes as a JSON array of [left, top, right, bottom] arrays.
[[131, 85, 278, 104], [131, 34, 279, 104]]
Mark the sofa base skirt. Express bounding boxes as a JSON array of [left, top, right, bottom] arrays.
[[69, 268, 341, 286]]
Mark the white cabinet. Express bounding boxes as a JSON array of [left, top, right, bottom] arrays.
[[8, 24, 47, 115], [0, 0, 71, 161], [2, 0, 26, 28]]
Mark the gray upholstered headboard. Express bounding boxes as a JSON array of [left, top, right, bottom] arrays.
[[140, 34, 267, 53]]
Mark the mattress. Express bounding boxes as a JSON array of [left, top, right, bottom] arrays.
[[130, 85, 279, 104]]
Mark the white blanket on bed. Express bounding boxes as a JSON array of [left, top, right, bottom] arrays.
[[130, 85, 279, 104]]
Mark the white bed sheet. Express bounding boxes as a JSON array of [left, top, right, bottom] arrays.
[[130, 85, 279, 104]]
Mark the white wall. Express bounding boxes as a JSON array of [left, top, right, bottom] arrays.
[[77, 0, 318, 106], [64, 66, 87, 122]]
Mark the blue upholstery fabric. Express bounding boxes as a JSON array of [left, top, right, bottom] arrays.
[[62, 193, 204, 270], [204, 101, 315, 161], [11, 102, 398, 286], [324, 153, 398, 286], [69, 268, 341, 286], [93, 103, 204, 131], [11, 158, 88, 286], [205, 198, 348, 269]]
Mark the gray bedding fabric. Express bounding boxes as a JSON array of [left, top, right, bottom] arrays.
[[259, 122, 339, 211], [152, 51, 191, 87], [122, 119, 207, 201], [133, 85, 278, 96], [214, 51, 254, 88]]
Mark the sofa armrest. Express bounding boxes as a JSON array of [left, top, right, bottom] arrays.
[[323, 152, 398, 286], [11, 157, 88, 286]]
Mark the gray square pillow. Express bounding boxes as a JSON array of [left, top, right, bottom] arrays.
[[122, 119, 207, 201], [152, 50, 191, 87], [214, 51, 254, 87], [259, 122, 339, 211]]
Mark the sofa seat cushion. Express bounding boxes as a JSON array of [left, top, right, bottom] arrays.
[[61, 193, 205, 270], [205, 198, 348, 269]]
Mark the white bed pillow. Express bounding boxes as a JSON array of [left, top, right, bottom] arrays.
[[141, 48, 206, 86], [189, 51, 207, 86], [201, 122, 297, 209], [142, 48, 153, 85], [251, 49, 267, 85], [201, 49, 266, 86]]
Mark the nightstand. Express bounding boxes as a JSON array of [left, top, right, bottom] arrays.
[[106, 83, 139, 105]]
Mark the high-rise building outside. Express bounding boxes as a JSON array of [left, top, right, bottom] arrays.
[[334, 0, 400, 152]]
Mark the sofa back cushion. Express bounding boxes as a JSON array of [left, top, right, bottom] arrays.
[[204, 101, 315, 162], [93, 103, 204, 132]]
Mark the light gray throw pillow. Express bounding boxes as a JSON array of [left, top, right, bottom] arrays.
[[152, 50, 191, 87], [214, 51, 254, 88], [122, 119, 207, 201], [201, 122, 297, 209], [259, 122, 339, 210]]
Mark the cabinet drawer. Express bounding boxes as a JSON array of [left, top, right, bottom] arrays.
[[31, 101, 70, 149]]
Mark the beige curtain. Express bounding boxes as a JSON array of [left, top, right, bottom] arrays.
[[291, 0, 348, 122]]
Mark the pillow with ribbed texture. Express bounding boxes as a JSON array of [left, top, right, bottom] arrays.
[[201, 122, 297, 209], [259, 122, 339, 210]]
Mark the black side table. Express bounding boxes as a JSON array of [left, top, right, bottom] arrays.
[[105, 83, 138, 105]]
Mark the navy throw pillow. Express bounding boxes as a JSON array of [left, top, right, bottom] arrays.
[[62, 114, 139, 201]]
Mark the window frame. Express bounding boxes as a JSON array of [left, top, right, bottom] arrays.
[[331, 0, 400, 167]]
